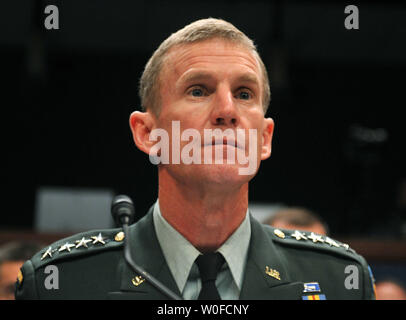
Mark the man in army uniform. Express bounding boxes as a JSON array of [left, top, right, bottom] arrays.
[[15, 18, 375, 300]]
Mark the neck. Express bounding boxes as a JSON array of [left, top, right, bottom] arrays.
[[158, 169, 249, 253]]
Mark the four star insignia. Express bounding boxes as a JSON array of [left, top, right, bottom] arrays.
[[291, 230, 308, 241], [38, 233, 111, 262], [75, 237, 92, 249], [279, 229, 353, 253], [91, 233, 106, 245]]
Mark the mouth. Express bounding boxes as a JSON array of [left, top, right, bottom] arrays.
[[204, 137, 243, 150]]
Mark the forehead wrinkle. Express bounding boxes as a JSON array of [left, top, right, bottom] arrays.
[[167, 40, 260, 75], [175, 54, 259, 78]]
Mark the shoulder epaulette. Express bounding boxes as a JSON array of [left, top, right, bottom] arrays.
[[31, 228, 126, 269], [269, 227, 364, 262]]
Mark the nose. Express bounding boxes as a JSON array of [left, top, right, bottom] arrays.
[[209, 86, 239, 127]]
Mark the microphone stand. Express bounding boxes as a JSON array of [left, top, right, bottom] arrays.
[[121, 217, 183, 300]]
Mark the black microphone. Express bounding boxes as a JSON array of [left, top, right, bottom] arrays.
[[111, 195, 182, 300], [111, 195, 135, 227]]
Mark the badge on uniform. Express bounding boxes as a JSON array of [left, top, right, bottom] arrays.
[[303, 282, 321, 293], [302, 294, 326, 300], [302, 282, 326, 300]]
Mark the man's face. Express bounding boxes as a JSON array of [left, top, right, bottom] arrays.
[[145, 39, 274, 188]]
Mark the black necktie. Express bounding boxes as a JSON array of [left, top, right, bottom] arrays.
[[196, 252, 225, 300]]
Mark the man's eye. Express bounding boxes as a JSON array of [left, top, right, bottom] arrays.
[[189, 88, 205, 97], [237, 91, 251, 100]]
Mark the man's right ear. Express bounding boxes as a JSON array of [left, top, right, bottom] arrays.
[[129, 111, 156, 155]]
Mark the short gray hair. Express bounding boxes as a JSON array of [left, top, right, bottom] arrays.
[[139, 18, 271, 115]]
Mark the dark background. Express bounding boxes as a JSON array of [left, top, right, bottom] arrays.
[[1, 0, 405, 237]]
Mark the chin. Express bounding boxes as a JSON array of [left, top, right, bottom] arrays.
[[162, 162, 258, 190], [196, 163, 255, 186]]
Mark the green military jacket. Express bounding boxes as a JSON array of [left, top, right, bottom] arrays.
[[15, 207, 375, 300]]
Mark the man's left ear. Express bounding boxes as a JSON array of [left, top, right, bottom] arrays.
[[260, 118, 275, 160]]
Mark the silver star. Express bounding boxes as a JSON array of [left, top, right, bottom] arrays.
[[75, 237, 92, 249], [291, 230, 308, 241], [325, 237, 340, 247], [58, 242, 76, 252], [91, 233, 106, 245], [308, 232, 325, 243], [41, 246, 53, 260]]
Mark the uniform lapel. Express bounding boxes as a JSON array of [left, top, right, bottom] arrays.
[[239, 215, 304, 300], [109, 207, 181, 300]]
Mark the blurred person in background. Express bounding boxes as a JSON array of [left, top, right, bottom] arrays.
[[0, 241, 43, 300], [265, 207, 329, 236], [375, 279, 406, 300]]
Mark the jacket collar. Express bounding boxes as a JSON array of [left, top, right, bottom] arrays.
[[112, 206, 182, 300], [239, 215, 304, 300]]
